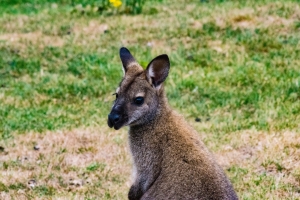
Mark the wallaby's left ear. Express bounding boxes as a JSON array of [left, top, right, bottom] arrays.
[[146, 54, 170, 89]]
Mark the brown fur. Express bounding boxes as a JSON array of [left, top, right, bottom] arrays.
[[108, 47, 238, 200]]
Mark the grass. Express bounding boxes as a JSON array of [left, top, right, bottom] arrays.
[[0, 0, 300, 199]]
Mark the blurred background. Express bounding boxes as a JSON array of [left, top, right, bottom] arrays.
[[0, 0, 299, 199]]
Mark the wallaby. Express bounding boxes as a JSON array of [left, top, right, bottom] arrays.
[[108, 47, 238, 200]]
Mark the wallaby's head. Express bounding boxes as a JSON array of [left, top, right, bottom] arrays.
[[107, 47, 170, 130]]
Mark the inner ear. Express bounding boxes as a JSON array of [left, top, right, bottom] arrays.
[[146, 54, 170, 88]]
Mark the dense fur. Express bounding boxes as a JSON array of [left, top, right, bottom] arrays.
[[108, 47, 238, 200]]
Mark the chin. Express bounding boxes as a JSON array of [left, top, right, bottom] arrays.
[[113, 125, 122, 130], [108, 118, 128, 130], [113, 121, 128, 130]]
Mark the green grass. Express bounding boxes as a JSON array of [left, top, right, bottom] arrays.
[[0, 0, 300, 199], [1, 0, 299, 138]]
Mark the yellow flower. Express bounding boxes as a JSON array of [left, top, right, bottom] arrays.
[[109, 0, 122, 8]]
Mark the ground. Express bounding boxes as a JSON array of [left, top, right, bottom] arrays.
[[0, 0, 300, 199]]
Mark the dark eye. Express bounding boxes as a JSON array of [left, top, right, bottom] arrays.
[[134, 97, 144, 105]]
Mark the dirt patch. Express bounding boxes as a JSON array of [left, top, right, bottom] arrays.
[[0, 31, 65, 48], [73, 20, 108, 36], [209, 4, 299, 31]]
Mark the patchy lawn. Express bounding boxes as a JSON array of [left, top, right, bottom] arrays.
[[0, 126, 130, 199], [0, 0, 299, 199]]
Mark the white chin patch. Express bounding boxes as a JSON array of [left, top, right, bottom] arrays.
[[131, 164, 137, 183]]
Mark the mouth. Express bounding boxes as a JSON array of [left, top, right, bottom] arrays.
[[107, 117, 114, 128], [113, 123, 122, 130], [107, 115, 128, 130]]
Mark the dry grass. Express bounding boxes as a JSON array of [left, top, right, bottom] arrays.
[[1, 126, 300, 199], [0, 127, 131, 199], [215, 130, 300, 198]]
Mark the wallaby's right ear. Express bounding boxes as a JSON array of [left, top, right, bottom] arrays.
[[119, 47, 136, 74], [146, 54, 170, 89]]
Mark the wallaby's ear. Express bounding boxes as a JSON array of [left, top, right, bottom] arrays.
[[120, 47, 136, 73], [146, 54, 170, 89]]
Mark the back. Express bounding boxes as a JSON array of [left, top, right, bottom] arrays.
[[131, 111, 238, 200]]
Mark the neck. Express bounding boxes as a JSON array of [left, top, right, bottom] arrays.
[[128, 93, 171, 193]]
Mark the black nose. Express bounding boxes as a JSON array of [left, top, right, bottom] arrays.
[[108, 113, 120, 127]]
